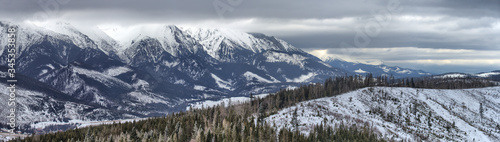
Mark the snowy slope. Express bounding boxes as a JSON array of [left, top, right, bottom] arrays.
[[243, 71, 280, 84], [184, 28, 302, 61], [325, 58, 432, 78], [0, 80, 123, 130], [186, 93, 270, 110], [434, 71, 500, 81], [477, 72, 500, 78], [266, 87, 500, 141], [21, 21, 120, 57], [433, 73, 470, 78]]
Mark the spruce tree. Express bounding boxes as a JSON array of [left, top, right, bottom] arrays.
[[291, 107, 300, 133], [130, 127, 139, 142]]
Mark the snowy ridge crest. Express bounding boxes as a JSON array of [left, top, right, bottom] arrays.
[[266, 87, 500, 141]]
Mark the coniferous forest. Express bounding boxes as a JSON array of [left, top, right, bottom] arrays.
[[14, 75, 496, 142]]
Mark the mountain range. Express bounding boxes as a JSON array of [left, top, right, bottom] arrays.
[[433, 71, 500, 81], [324, 58, 432, 78], [0, 21, 346, 129], [0, 21, 495, 132]]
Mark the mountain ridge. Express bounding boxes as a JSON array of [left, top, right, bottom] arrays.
[[0, 21, 345, 131], [324, 57, 433, 78], [434, 71, 500, 81]]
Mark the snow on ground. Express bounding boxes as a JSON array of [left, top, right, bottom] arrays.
[[0, 132, 28, 141], [2, 118, 147, 141], [187, 93, 270, 110], [381, 66, 390, 73], [0, 81, 130, 140], [264, 52, 307, 68], [30, 118, 146, 131], [103, 66, 132, 76], [318, 61, 333, 68], [132, 79, 149, 89], [477, 72, 500, 78], [163, 60, 180, 68], [127, 91, 170, 104], [74, 67, 132, 89], [434, 73, 469, 78], [211, 73, 234, 91], [243, 71, 280, 83], [173, 79, 186, 85], [419, 72, 431, 75], [194, 85, 207, 91], [396, 69, 411, 74], [266, 87, 500, 142], [46, 64, 55, 70], [354, 68, 368, 73], [286, 72, 316, 83]]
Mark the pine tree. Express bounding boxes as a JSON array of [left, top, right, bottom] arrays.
[[480, 102, 484, 122], [84, 128, 95, 142], [427, 111, 432, 130], [291, 107, 300, 133], [164, 124, 169, 141], [130, 127, 139, 142], [192, 121, 203, 141]]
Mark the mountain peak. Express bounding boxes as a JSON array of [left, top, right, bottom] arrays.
[[324, 57, 348, 63]]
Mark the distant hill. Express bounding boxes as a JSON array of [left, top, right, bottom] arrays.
[[324, 58, 432, 78], [434, 71, 500, 81]]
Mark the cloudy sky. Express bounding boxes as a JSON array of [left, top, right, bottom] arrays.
[[1, 0, 499, 73]]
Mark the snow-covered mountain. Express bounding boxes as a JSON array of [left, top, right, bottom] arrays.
[[434, 71, 500, 81], [266, 86, 500, 141], [0, 21, 345, 130], [324, 58, 432, 78]]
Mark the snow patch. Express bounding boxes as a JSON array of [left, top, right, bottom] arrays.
[[354, 68, 368, 73], [163, 60, 180, 67], [174, 79, 186, 85], [476, 72, 500, 77], [132, 79, 149, 89], [243, 71, 280, 83], [73, 67, 132, 89], [128, 91, 169, 104], [434, 73, 468, 78], [264, 52, 307, 68], [286, 72, 316, 83], [187, 93, 270, 110], [103, 66, 132, 76], [211, 73, 234, 90], [194, 85, 207, 91]]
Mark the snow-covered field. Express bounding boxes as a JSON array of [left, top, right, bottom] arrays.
[[0, 118, 145, 141], [187, 93, 270, 110], [266, 87, 500, 141], [0, 132, 28, 141], [30, 118, 145, 130], [210, 73, 234, 91], [285, 72, 316, 83]]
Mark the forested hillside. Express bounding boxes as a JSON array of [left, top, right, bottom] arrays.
[[15, 75, 497, 142]]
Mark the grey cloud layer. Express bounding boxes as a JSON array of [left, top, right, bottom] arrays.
[[2, 0, 498, 20], [1, 0, 499, 73]]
